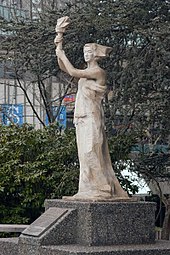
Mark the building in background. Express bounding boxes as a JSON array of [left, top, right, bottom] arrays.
[[0, 0, 75, 128], [0, 0, 76, 19]]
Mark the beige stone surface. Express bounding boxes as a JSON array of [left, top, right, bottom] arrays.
[[55, 21, 128, 200]]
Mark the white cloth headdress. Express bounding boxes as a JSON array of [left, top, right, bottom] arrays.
[[84, 43, 112, 57]]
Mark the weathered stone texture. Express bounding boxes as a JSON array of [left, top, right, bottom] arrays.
[[1, 200, 170, 255], [45, 200, 156, 245], [0, 238, 18, 255]]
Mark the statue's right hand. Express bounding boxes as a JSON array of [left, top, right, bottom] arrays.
[[54, 35, 63, 45]]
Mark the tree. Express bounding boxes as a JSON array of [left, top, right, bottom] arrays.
[[0, 4, 76, 126]]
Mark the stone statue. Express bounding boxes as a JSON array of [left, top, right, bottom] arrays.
[[55, 17, 128, 200]]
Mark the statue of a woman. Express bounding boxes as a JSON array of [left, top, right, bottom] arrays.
[[55, 40, 128, 200]]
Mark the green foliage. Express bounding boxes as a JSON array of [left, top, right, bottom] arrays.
[[108, 131, 139, 194], [0, 124, 79, 224], [0, 124, 138, 225], [109, 132, 136, 162]]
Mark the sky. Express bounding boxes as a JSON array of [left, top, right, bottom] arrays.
[[121, 169, 151, 194]]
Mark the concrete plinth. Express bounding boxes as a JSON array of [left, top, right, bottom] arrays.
[[17, 199, 170, 255], [39, 241, 170, 255], [0, 238, 18, 255], [45, 200, 156, 246]]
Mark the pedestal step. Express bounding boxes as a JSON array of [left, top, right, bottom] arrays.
[[0, 238, 18, 255], [40, 241, 170, 255], [1, 238, 170, 255]]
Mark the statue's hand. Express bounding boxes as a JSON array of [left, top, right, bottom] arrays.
[[54, 34, 63, 45], [56, 48, 65, 59]]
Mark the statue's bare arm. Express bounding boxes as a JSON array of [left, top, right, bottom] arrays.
[[56, 49, 106, 86], [57, 58, 68, 73]]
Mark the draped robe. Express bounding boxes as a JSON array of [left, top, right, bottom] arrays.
[[73, 77, 121, 199]]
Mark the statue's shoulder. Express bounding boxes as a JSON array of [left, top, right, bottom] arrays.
[[95, 66, 106, 77]]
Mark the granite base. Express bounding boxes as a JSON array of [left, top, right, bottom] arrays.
[[17, 199, 170, 255], [40, 241, 170, 255], [44, 199, 156, 246]]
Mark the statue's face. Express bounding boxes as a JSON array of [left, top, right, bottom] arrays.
[[84, 47, 95, 63]]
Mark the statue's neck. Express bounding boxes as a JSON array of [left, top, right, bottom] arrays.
[[87, 60, 98, 69]]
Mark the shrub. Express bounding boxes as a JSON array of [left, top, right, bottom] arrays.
[[0, 124, 79, 224]]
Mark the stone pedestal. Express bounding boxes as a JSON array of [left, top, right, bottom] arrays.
[[45, 200, 156, 246], [18, 199, 170, 255]]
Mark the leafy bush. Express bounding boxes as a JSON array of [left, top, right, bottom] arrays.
[[0, 124, 79, 224]]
